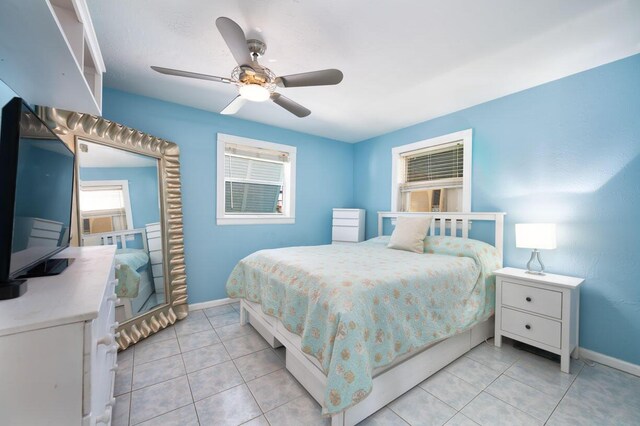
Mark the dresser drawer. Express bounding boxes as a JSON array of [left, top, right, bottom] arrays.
[[501, 307, 561, 348], [333, 218, 360, 227], [502, 280, 562, 319], [333, 209, 362, 219], [332, 226, 360, 242]]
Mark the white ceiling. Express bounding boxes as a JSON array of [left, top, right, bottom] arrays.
[[87, 0, 640, 143], [78, 140, 157, 168]]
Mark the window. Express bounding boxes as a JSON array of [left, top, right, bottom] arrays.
[[391, 129, 472, 212], [78, 180, 134, 234], [217, 134, 296, 225]]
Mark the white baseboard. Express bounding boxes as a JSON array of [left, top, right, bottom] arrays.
[[189, 297, 237, 311], [579, 347, 640, 377]]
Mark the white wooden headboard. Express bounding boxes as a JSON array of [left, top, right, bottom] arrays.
[[378, 212, 506, 257], [81, 228, 148, 251]]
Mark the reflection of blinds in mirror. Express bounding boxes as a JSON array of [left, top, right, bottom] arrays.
[[404, 143, 463, 183], [224, 148, 285, 214]]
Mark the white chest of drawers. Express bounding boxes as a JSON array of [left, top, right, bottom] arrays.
[[332, 209, 365, 243], [0, 246, 119, 425], [494, 267, 584, 373]]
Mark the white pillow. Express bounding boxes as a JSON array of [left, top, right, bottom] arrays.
[[387, 216, 432, 253]]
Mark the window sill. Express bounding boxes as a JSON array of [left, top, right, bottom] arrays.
[[216, 216, 295, 225]]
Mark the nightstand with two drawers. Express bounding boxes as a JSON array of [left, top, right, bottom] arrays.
[[494, 267, 584, 373]]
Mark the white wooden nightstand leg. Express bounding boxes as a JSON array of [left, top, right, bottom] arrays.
[[494, 333, 502, 347], [561, 351, 570, 373]]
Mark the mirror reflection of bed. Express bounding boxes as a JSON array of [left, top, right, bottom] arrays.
[[76, 140, 165, 323]]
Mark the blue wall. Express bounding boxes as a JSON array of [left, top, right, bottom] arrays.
[[0, 79, 18, 117], [80, 166, 160, 228], [100, 88, 354, 304], [354, 54, 640, 365]]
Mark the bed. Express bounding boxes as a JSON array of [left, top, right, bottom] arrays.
[[227, 212, 505, 426], [82, 229, 155, 319]]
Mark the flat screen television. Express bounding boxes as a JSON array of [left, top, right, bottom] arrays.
[[0, 97, 75, 299]]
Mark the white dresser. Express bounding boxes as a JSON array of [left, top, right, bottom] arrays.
[[0, 246, 119, 425], [332, 208, 366, 243], [494, 267, 584, 373], [145, 222, 164, 297]]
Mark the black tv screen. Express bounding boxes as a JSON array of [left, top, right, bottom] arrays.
[[0, 98, 75, 279]]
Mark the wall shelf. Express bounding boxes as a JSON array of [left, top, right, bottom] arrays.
[[0, 0, 105, 115]]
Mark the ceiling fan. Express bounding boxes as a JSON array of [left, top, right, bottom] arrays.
[[151, 17, 343, 118]]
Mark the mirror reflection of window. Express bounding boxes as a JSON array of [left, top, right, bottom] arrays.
[[79, 183, 131, 235]]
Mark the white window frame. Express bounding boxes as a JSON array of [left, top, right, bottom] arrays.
[[216, 133, 296, 225], [391, 129, 472, 212], [78, 179, 135, 230]]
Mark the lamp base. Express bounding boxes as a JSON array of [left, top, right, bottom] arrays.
[[525, 249, 545, 275]]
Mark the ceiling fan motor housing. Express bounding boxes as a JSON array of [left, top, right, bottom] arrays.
[[247, 39, 267, 57]]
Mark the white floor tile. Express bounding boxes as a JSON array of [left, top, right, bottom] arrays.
[[129, 376, 192, 425], [234, 348, 284, 381], [264, 394, 329, 426], [181, 342, 230, 373], [389, 387, 456, 426], [187, 360, 244, 401], [136, 404, 199, 426], [195, 384, 262, 426], [247, 369, 306, 412], [485, 375, 560, 422], [420, 370, 482, 410], [445, 356, 501, 389], [461, 392, 541, 426], [132, 354, 185, 391], [359, 407, 410, 425]]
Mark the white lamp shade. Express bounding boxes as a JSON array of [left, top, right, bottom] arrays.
[[515, 223, 557, 250]]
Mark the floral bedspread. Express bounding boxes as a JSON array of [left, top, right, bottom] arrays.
[[226, 236, 502, 415]]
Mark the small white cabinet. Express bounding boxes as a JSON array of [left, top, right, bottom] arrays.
[[332, 209, 365, 243], [0, 246, 118, 425], [0, 0, 105, 114], [494, 267, 584, 373]]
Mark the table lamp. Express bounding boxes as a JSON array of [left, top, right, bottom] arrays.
[[515, 223, 556, 275]]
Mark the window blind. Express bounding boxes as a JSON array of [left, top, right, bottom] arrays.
[[224, 147, 286, 214], [404, 143, 463, 183]]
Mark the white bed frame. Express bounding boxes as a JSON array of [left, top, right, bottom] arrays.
[[239, 211, 505, 426], [81, 228, 148, 251]]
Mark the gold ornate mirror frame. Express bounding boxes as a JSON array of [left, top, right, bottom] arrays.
[[39, 107, 188, 350]]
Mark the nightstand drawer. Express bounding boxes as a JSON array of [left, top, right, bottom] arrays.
[[333, 209, 362, 219], [332, 226, 360, 242], [502, 280, 562, 319], [333, 218, 359, 227], [501, 307, 561, 348]]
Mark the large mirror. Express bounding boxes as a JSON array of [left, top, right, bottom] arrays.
[[39, 107, 188, 350], [77, 140, 166, 323]]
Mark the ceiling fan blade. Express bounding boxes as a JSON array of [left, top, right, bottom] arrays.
[[215, 17, 253, 66], [270, 93, 311, 118], [151, 66, 232, 84], [276, 69, 343, 88], [220, 96, 247, 115]]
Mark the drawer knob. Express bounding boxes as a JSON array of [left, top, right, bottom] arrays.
[[525, 297, 532, 302], [97, 334, 114, 346], [525, 324, 531, 330]]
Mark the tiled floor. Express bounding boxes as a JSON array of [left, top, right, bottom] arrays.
[[113, 303, 640, 425]]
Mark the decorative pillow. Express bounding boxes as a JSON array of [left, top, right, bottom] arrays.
[[387, 216, 432, 253]]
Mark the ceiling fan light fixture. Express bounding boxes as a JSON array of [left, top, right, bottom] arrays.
[[239, 84, 270, 102]]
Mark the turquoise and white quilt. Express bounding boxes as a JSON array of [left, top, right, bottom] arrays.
[[226, 236, 502, 415]]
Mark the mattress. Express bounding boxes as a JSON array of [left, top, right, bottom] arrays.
[[226, 235, 502, 414]]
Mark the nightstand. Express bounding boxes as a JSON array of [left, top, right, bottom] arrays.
[[332, 208, 365, 243], [494, 267, 584, 373]]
